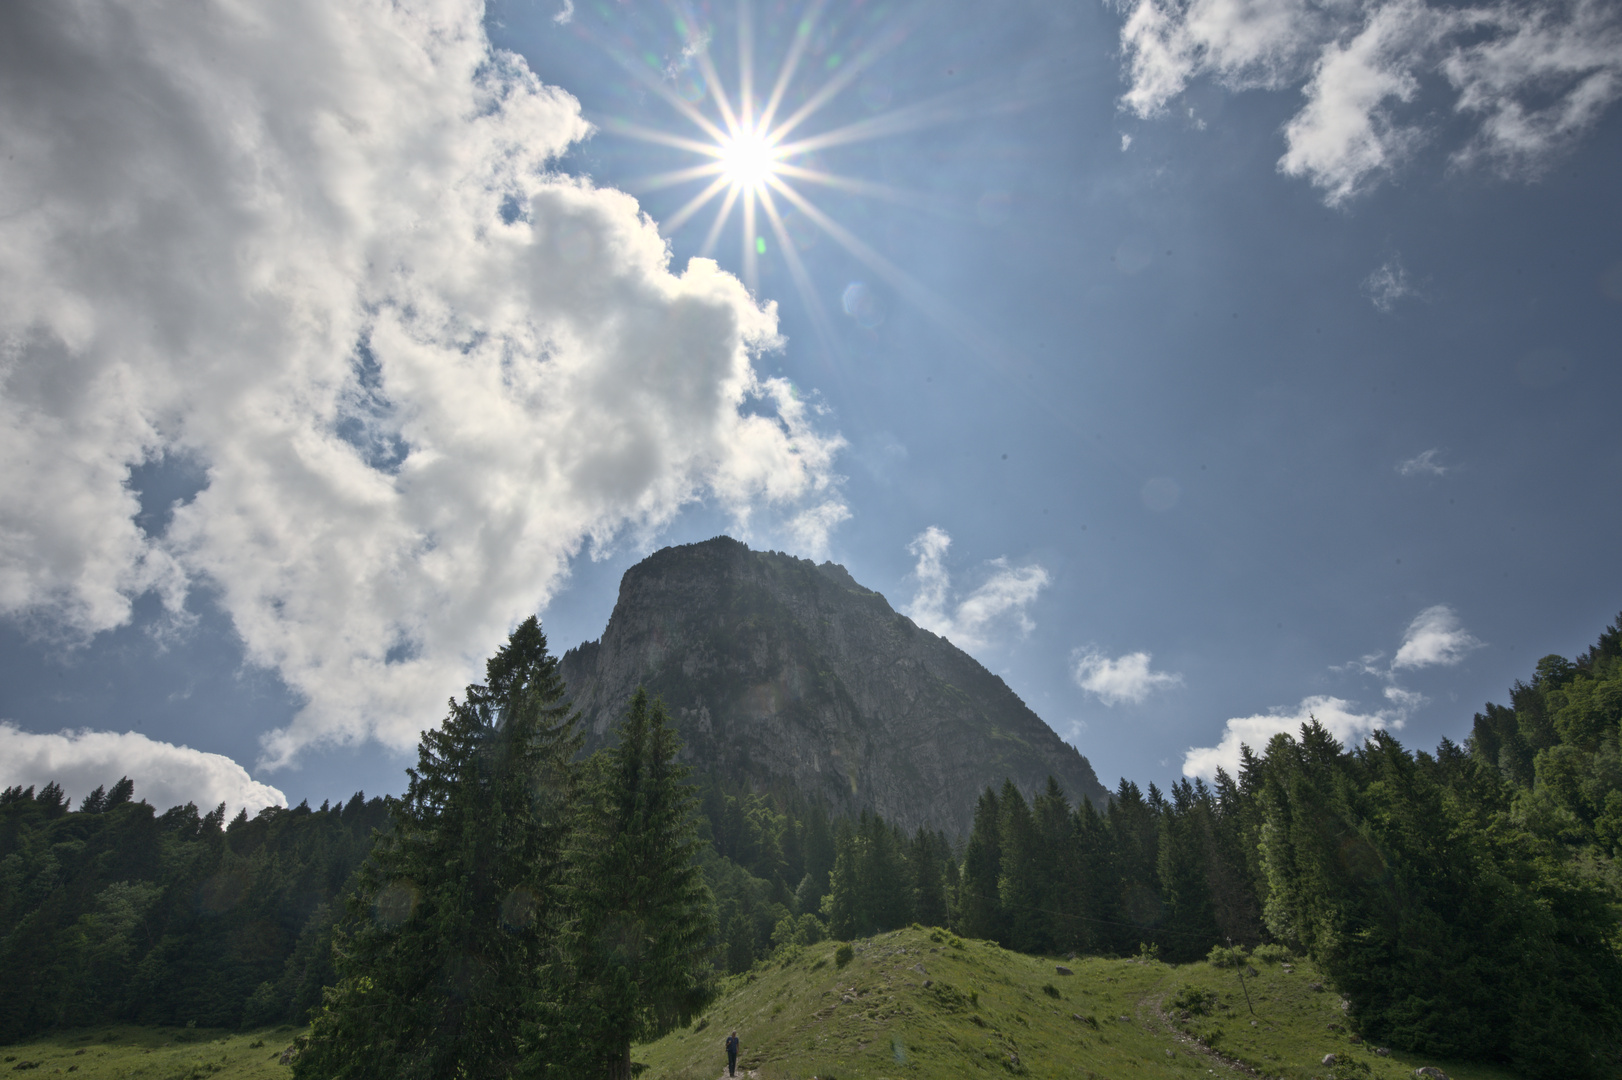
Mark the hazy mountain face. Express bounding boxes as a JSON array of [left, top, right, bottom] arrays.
[[559, 537, 1108, 836]]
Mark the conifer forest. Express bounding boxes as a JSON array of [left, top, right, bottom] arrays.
[[4, 616, 1620, 1078]]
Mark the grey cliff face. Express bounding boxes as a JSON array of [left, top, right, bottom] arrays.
[[558, 537, 1110, 837]]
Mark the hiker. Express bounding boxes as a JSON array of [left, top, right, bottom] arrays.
[[724, 1030, 740, 1077]]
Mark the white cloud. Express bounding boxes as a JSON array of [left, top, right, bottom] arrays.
[[553, 0, 574, 26], [1116, 0, 1622, 203], [1365, 256, 1419, 312], [1187, 603, 1479, 775], [903, 527, 1050, 651], [1396, 448, 1450, 476], [1383, 684, 1428, 709], [786, 500, 853, 560], [1392, 604, 1484, 669], [1183, 694, 1402, 778], [1072, 648, 1183, 705], [0, 722, 286, 818], [0, 0, 845, 768]]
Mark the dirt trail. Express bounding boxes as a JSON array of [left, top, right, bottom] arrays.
[[1136, 976, 1262, 1077]]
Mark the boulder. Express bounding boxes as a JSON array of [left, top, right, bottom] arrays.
[[1414, 1070, 1450, 1080], [1322, 1053, 1338, 1066], [1055, 965, 1073, 976]]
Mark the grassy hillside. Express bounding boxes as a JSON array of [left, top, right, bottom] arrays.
[[0, 1025, 299, 1079], [636, 927, 1522, 1080], [3, 930, 1523, 1080]]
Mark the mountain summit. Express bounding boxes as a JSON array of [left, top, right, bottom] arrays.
[[559, 537, 1108, 836]]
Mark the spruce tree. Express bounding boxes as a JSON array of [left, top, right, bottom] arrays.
[[956, 786, 1005, 941], [998, 780, 1046, 953], [540, 689, 714, 1080], [296, 616, 579, 1080]]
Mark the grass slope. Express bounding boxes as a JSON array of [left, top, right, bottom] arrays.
[[637, 928, 1522, 1080], [0, 1025, 300, 1079]]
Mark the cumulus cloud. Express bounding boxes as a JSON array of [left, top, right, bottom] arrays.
[[553, 0, 574, 26], [1183, 694, 1402, 778], [1188, 602, 1479, 775], [0, 722, 286, 817], [1396, 448, 1450, 476], [904, 527, 1049, 651], [1072, 648, 1183, 705], [1116, 0, 1622, 203], [1392, 604, 1484, 669], [0, 0, 845, 768]]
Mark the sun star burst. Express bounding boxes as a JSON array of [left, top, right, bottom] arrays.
[[599, 1, 1007, 362], [717, 127, 781, 191]]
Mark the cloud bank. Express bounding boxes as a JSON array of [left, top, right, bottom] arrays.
[[904, 527, 1049, 651], [1072, 648, 1183, 705], [1117, 0, 1622, 203], [1183, 694, 1401, 778], [0, 0, 845, 767], [0, 722, 287, 817]]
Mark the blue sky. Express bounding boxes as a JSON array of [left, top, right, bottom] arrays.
[[2, 0, 1619, 815]]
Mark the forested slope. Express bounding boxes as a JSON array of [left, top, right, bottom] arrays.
[[0, 783, 387, 1041], [4, 614, 1620, 1078]]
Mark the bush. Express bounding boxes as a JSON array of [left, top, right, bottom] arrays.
[[1041, 984, 1061, 999], [1205, 944, 1247, 968], [834, 942, 854, 968], [1167, 985, 1218, 1017], [1251, 943, 1293, 964]]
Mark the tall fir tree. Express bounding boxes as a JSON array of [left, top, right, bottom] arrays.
[[538, 689, 715, 1080], [296, 616, 579, 1080], [956, 787, 1005, 942]]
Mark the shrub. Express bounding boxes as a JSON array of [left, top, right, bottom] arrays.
[[1251, 943, 1293, 964], [1206, 944, 1247, 968], [1168, 985, 1218, 1016], [834, 942, 854, 968], [1041, 984, 1061, 999]]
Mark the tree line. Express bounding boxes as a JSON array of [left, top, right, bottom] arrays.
[[0, 774, 389, 1042], [4, 614, 1621, 1077]]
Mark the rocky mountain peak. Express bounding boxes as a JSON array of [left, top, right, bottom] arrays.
[[559, 536, 1108, 836]]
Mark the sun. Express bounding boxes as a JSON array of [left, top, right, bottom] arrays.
[[717, 127, 781, 191], [599, 2, 998, 358]]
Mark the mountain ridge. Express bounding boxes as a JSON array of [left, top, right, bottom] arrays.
[[559, 536, 1109, 836]]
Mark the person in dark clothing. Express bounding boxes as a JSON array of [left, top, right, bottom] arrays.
[[724, 1030, 740, 1077]]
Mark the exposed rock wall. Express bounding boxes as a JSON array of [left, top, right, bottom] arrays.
[[559, 537, 1110, 837]]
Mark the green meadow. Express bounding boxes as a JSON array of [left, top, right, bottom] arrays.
[[0, 1025, 299, 1080], [636, 927, 1520, 1080]]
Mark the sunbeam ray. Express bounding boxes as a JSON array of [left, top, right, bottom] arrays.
[[598, 118, 725, 158], [772, 162, 953, 214], [758, 0, 829, 134], [624, 162, 726, 195], [662, 174, 732, 235], [757, 184, 840, 355], [700, 184, 743, 259], [765, 176, 1005, 364], [738, 0, 755, 132], [742, 185, 759, 291], [766, 9, 921, 145]]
